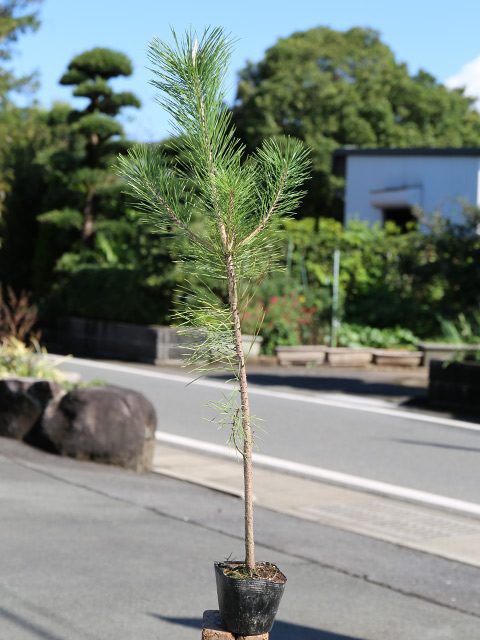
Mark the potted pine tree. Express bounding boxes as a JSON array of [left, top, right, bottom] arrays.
[[118, 27, 310, 636]]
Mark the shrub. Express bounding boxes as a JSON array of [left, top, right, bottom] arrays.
[[0, 336, 69, 382], [337, 323, 419, 350], [0, 285, 40, 343], [241, 273, 331, 354], [437, 312, 480, 344]]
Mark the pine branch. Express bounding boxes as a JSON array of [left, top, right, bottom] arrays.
[[238, 160, 288, 248], [144, 172, 215, 251]]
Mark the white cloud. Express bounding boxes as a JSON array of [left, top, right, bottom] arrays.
[[445, 57, 480, 108]]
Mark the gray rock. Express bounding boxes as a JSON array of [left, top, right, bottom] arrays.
[[0, 378, 66, 441], [27, 379, 65, 409], [41, 385, 156, 472], [0, 379, 42, 439], [23, 380, 66, 451]]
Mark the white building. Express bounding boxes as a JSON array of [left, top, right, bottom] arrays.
[[333, 148, 480, 228]]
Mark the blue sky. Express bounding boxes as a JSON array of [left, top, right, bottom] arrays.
[[11, 0, 480, 142]]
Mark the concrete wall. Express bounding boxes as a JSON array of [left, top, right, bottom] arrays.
[[344, 155, 480, 225], [41, 317, 199, 364]]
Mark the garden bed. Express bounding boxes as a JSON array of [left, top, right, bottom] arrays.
[[275, 345, 425, 368]]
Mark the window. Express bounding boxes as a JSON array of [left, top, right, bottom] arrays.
[[382, 207, 416, 231]]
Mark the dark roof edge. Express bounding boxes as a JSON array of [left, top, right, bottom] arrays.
[[333, 147, 480, 158]]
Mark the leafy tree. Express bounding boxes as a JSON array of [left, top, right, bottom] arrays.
[[0, 0, 43, 283], [0, 0, 43, 104], [0, 105, 54, 292], [119, 27, 310, 573], [233, 26, 480, 219]]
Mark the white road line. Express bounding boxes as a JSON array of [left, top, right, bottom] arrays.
[[63, 356, 480, 432], [155, 431, 480, 518]]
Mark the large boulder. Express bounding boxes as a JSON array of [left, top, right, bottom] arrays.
[[0, 379, 42, 439], [41, 385, 156, 472], [0, 378, 64, 440]]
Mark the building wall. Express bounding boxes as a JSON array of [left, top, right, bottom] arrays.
[[344, 155, 480, 225]]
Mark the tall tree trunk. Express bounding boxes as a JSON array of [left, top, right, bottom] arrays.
[[226, 252, 255, 571]]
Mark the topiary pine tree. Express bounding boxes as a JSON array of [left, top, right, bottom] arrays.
[[33, 47, 142, 306], [55, 47, 141, 241], [118, 27, 310, 573], [37, 48, 140, 250]]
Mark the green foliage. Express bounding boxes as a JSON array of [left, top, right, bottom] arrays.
[[412, 204, 480, 324], [233, 26, 480, 219], [437, 313, 480, 345], [42, 264, 175, 324], [0, 106, 55, 292], [31, 47, 144, 315], [0, 285, 72, 385], [119, 27, 310, 367], [118, 26, 310, 569], [276, 204, 480, 340], [0, 336, 69, 382], [60, 48, 134, 84], [37, 208, 83, 229], [241, 273, 330, 354], [41, 46, 140, 241], [337, 324, 419, 350], [279, 216, 421, 327], [0, 0, 43, 103]]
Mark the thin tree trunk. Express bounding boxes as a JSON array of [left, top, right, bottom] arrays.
[[82, 190, 95, 241], [82, 133, 99, 241], [226, 252, 255, 571]]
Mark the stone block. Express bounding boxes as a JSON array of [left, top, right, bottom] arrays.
[[202, 610, 268, 640]]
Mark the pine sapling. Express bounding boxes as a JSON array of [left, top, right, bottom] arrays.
[[117, 27, 310, 573]]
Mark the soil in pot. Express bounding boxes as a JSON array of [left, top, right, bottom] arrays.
[[215, 561, 286, 636]]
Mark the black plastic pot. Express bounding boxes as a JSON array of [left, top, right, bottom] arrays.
[[214, 562, 286, 636]]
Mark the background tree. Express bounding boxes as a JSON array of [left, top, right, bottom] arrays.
[[0, 106, 54, 293], [0, 0, 43, 285], [0, 0, 43, 104], [233, 26, 480, 220]]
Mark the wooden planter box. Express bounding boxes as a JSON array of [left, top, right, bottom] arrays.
[[429, 359, 480, 411], [326, 347, 372, 367], [275, 345, 327, 366], [372, 349, 423, 367]]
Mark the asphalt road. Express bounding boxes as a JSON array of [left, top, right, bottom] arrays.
[[1, 437, 479, 640], [60, 357, 480, 506]]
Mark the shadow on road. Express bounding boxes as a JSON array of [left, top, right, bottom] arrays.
[[150, 613, 366, 639], [208, 371, 426, 401], [0, 605, 65, 640], [391, 438, 480, 453]]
